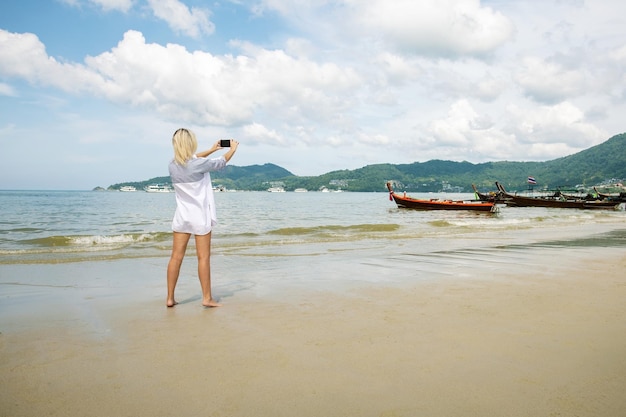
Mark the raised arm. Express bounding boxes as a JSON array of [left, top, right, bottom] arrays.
[[195, 139, 239, 161], [222, 140, 239, 163]]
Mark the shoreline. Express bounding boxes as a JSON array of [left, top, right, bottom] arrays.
[[1, 244, 626, 416]]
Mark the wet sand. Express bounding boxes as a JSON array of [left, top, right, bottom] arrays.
[[1, 247, 626, 417]]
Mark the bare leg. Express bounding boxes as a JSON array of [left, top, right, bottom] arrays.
[[166, 232, 191, 307], [195, 232, 222, 307]]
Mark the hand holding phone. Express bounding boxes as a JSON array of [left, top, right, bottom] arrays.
[[220, 139, 231, 147]]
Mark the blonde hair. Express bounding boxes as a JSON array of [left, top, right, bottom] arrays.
[[172, 128, 198, 166]]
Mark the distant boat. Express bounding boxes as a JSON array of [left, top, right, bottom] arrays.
[[294, 188, 308, 192], [144, 184, 173, 193], [119, 186, 137, 192], [267, 186, 285, 192], [387, 182, 495, 212], [496, 182, 619, 209]]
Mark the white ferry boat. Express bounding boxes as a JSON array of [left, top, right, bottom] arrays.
[[119, 186, 137, 192], [267, 186, 286, 192], [144, 184, 173, 193]]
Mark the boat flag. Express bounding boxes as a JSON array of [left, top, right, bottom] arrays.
[[527, 176, 537, 185]]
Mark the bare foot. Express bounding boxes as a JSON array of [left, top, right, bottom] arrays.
[[166, 300, 178, 308], [202, 299, 222, 308]]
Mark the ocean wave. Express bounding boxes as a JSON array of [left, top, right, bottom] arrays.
[[0, 227, 42, 234], [428, 220, 452, 228], [0, 249, 168, 264], [21, 232, 171, 247], [0, 231, 173, 264], [267, 223, 400, 236]]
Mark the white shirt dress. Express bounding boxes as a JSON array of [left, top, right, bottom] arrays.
[[169, 155, 226, 235]]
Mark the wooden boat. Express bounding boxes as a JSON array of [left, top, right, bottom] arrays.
[[593, 187, 626, 203], [556, 190, 597, 201], [495, 182, 619, 209], [387, 182, 496, 212], [471, 184, 503, 203]]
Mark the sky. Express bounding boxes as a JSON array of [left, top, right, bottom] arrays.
[[1, 0, 625, 190]]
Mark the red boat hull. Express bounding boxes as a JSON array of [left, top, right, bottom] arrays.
[[387, 183, 495, 212]]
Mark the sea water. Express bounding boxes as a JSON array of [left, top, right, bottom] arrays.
[[1, 189, 625, 308], [1, 190, 625, 264], [0, 188, 624, 263]]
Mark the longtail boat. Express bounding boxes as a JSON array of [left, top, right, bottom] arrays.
[[471, 184, 503, 203], [593, 187, 626, 203], [556, 190, 598, 201], [387, 182, 496, 212], [495, 182, 619, 209]]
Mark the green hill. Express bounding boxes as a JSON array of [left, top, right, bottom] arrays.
[[105, 132, 626, 192]]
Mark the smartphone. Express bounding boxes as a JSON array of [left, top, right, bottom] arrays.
[[220, 139, 231, 147]]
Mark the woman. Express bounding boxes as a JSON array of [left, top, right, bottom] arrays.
[[166, 128, 239, 308]]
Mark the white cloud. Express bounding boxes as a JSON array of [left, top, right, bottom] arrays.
[[253, 0, 514, 58], [429, 100, 478, 147], [0, 30, 104, 92], [474, 77, 507, 102], [0, 82, 17, 97], [60, 0, 213, 37], [242, 122, 285, 145], [59, 0, 133, 13], [146, 0, 215, 38], [0, 29, 361, 135], [354, 132, 390, 146], [515, 56, 588, 104], [373, 53, 423, 87], [418, 99, 513, 161], [347, 0, 514, 57], [403, 99, 607, 163], [419, 60, 509, 103], [610, 44, 626, 62], [505, 101, 606, 149], [91, 0, 133, 12]]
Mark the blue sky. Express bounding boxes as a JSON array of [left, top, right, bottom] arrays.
[[1, 0, 625, 190]]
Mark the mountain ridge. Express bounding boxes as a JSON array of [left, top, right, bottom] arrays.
[[104, 132, 626, 192]]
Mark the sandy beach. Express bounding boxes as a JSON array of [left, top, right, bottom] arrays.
[[1, 244, 626, 417]]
